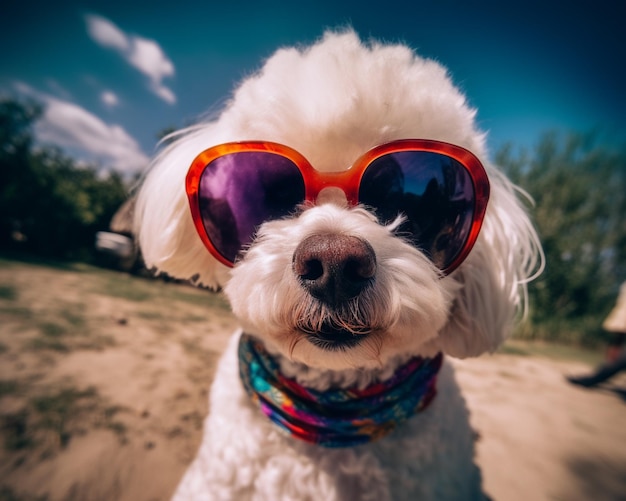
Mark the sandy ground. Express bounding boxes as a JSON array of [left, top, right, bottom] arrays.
[[0, 261, 625, 500], [453, 356, 626, 501]]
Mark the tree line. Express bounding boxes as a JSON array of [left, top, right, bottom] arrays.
[[1, 97, 625, 346], [0, 98, 129, 262], [497, 133, 626, 346]]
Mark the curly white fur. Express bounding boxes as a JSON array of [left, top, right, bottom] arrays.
[[134, 30, 543, 500]]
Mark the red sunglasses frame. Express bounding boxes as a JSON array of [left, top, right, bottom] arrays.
[[186, 139, 490, 273]]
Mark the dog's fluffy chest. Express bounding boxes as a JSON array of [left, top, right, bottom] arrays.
[[171, 331, 483, 501]]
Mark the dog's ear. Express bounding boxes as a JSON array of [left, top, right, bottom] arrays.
[[133, 126, 230, 289], [435, 168, 543, 358]]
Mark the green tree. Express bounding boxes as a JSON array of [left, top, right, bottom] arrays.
[[497, 132, 626, 345], [0, 97, 130, 261]]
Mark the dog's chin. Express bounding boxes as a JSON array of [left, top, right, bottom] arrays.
[[302, 324, 369, 352]]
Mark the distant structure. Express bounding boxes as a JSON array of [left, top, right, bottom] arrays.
[[95, 196, 139, 272]]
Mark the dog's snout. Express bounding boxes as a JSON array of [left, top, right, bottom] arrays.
[[293, 234, 376, 304]]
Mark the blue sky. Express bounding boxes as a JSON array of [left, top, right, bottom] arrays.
[[1, 0, 623, 175]]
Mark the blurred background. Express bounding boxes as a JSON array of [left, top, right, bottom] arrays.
[[2, 0, 624, 344], [1, 1, 625, 500]]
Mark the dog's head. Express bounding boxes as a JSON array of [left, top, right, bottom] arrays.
[[134, 31, 542, 370]]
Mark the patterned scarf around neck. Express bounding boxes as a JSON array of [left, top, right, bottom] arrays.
[[238, 333, 443, 448]]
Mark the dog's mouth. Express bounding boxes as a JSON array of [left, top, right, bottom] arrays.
[[300, 322, 370, 351]]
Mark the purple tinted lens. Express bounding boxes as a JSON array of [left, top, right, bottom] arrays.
[[198, 151, 305, 262], [359, 151, 475, 270]]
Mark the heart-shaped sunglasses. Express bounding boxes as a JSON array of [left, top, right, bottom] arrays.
[[186, 139, 490, 274]]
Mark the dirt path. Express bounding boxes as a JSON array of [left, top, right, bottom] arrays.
[[453, 355, 626, 501], [0, 260, 625, 500]]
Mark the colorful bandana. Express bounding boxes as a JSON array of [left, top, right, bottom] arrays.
[[238, 333, 443, 448]]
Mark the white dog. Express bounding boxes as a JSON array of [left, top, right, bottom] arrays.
[[134, 30, 542, 501]]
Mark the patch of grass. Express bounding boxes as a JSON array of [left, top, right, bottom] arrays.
[[28, 338, 70, 353], [178, 410, 204, 431], [181, 338, 218, 367], [105, 420, 128, 442], [75, 335, 116, 351], [31, 386, 99, 448], [0, 380, 20, 397], [167, 288, 230, 310], [96, 275, 154, 302], [38, 322, 68, 338], [59, 307, 86, 328], [96, 272, 230, 308], [0, 285, 17, 301], [2, 410, 33, 451], [0, 252, 88, 273], [1, 256, 233, 359], [498, 344, 531, 356], [28, 333, 115, 353], [107, 288, 153, 302], [513, 317, 610, 349], [500, 339, 604, 366], [183, 314, 211, 323], [0, 306, 33, 320], [68, 262, 103, 274], [26, 307, 106, 352], [136, 310, 164, 321], [0, 383, 130, 455], [0, 486, 49, 501], [497, 370, 519, 380], [103, 405, 124, 419], [181, 338, 206, 356]]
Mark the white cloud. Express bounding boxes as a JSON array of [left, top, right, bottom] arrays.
[[150, 82, 176, 105], [85, 14, 129, 52], [101, 90, 119, 107], [85, 14, 176, 104], [15, 82, 149, 175], [127, 36, 175, 82]]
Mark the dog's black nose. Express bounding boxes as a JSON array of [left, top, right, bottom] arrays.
[[293, 234, 376, 305]]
